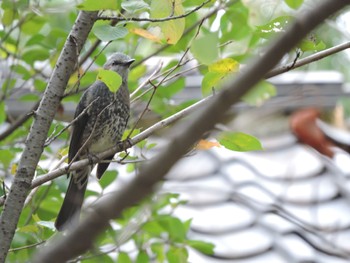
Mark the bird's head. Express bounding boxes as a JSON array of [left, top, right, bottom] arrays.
[[103, 53, 135, 81]]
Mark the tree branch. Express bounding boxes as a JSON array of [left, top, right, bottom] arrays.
[[0, 11, 99, 263], [33, 1, 350, 262], [266, 41, 350, 78], [98, 0, 213, 23]]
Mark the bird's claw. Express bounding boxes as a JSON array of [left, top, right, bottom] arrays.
[[87, 152, 99, 165]]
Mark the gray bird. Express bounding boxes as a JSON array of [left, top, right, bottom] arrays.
[[55, 53, 135, 231]]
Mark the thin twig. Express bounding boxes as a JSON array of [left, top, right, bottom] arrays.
[[8, 241, 46, 252], [265, 41, 350, 78], [130, 62, 163, 99], [127, 81, 158, 139], [44, 97, 100, 147], [98, 0, 212, 23]]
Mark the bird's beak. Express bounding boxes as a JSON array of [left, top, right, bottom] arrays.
[[124, 59, 135, 67]]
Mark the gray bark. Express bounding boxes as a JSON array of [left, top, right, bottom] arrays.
[[33, 0, 350, 262], [0, 11, 98, 262]]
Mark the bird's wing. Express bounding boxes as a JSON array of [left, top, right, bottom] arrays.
[[68, 90, 91, 162]]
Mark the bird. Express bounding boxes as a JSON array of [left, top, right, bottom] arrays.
[[290, 108, 335, 158], [290, 107, 350, 159], [55, 53, 135, 231]]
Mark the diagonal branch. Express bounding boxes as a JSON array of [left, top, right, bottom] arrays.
[[266, 41, 350, 78], [33, 1, 350, 262]]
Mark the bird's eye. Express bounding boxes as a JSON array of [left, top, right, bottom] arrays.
[[112, 61, 121, 66]]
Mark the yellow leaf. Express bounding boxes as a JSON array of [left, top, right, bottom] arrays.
[[58, 147, 69, 161], [196, 139, 220, 150], [11, 163, 17, 175], [32, 214, 40, 222], [208, 58, 240, 73], [150, 0, 185, 44], [129, 28, 162, 43]]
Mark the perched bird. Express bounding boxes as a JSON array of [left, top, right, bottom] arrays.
[[55, 53, 135, 231], [290, 108, 335, 158]]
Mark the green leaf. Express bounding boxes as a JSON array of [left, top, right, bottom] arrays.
[[166, 246, 188, 263], [136, 251, 150, 263], [18, 224, 39, 233], [152, 193, 180, 211], [19, 93, 40, 101], [93, 24, 128, 42], [142, 220, 165, 236], [158, 215, 187, 242], [201, 72, 226, 96], [226, 1, 252, 40], [218, 132, 263, 152], [187, 240, 215, 255], [122, 0, 149, 13], [97, 69, 122, 93], [77, 0, 120, 11], [34, 79, 47, 92], [191, 32, 219, 65], [285, 0, 303, 9], [0, 102, 6, 125], [26, 34, 46, 47], [242, 80, 276, 106], [256, 16, 293, 38], [11, 64, 31, 80], [299, 39, 325, 52], [2, 8, 17, 26], [83, 254, 114, 263], [150, 0, 185, 44], [0, 149, 15, 169], [151, 242, 165, 262], [117, 252, 132, 263], [99, 170, 118, 189], [157, 78, 185, 99], [22, 49, 50, 65], [183, 0, 215, 7], [21, 16, 47, 35]]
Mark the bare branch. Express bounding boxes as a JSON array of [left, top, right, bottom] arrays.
[[130, 62, 163, 99], [98, 0, 213, 23], [266, 41, 350, 78]]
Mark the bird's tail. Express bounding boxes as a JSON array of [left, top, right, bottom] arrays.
[[55, 173, 88, 231]]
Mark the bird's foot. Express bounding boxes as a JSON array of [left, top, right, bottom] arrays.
[[87, 152, 99, 165], [121, 138, 132, 151]]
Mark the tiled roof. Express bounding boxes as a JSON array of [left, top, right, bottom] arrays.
[[163, 134, 350, 262]]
